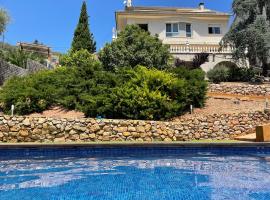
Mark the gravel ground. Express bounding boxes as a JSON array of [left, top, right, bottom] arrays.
[[175, 97, 265, 120], [28, 106, 85, 119], [25, 96, 265, 120]]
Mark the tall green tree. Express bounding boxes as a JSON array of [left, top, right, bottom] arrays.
[[0, 9, 10, 35], [99, 25, 171, 71], [223, 0, 270, 74], [71, 1, 96, 53]]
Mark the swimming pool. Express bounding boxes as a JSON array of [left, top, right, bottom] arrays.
[[0, 146, 270, 200]]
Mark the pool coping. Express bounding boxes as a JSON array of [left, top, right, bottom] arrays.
[[0, 142, 270, 149]]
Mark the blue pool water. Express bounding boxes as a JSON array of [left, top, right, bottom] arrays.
[[0, 147, 270, 200]]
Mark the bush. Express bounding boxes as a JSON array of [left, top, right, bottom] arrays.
[[228, 66, 255, 82], [174, 53, 209, 69], [207, 63, 256, 83], [0, 46, 46, 68], [0, 67, 72, 114], [207, 65, 230, 83], [99, 25, 171, 71], [192, 53, 209, 69], [172, 67, 207, 108], [0, 51, 207, 120]]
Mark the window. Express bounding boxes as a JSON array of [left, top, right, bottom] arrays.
[[166, 23, 192, 37], [166, 23, 179, 37], [208, 26, 221, 34], [186, 24, 192, 37], [138, 24, 148, 32]]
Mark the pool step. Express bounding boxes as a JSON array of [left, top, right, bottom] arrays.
[[235, 134, 256, 142]]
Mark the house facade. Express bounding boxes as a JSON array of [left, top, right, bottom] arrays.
[[115, 1, 235, 72]]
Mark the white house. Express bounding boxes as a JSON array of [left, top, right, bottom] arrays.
[[115, 1, 235, 72]]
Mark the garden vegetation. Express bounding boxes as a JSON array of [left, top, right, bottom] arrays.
[[0, 48, 207, 120], [0, 1, 208, 120]]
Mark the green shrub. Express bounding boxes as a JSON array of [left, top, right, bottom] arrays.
[[207, 65, 230, 83], [0, 47, 46, 68], [99, 25, 171, 71], [0, 53, 207, 120], [207, 63, 256, 83], [172, 67, 207, 108], [0, 68, 71, 114], [109, 66, 187, 120], [228, 66, 255, 82]]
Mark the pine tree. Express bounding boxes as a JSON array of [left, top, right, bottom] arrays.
[[71, 1, 96, 53]]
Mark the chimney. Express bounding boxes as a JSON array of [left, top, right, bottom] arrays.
[[199, 3, 205, 10]]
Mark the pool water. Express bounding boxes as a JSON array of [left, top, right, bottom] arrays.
[[0, 147, 270, 200]]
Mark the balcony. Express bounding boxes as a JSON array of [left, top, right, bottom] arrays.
[[170, 44, 233, 54]]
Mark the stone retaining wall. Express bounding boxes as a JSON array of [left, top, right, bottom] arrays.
[[0, 59, 47, 85], [0, 111, 268, 143], [209, 83, 270, 96]]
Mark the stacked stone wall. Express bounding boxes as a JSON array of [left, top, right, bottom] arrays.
[[0, 59, 47, 85], [0, 111, 268, 143], [209, 83, 270, 96]]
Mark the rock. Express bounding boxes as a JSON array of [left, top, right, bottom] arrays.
[[132, 132, 140, 138], [113, 127, 127, 133], [49, 125, 57, 132], [73, 125, 87, 132], [88, 124, 101, 133], [136, 126, 145, 133], [22, 119, 31, 126], [38, 118, 46, 124], [164, 138, 172, 142], [69, 130, 77, 135], [32, 128, 42, 135], [89, 134, 96, 139], [127, 127, 136, 132], [0, 132, 4, 138], [19, 129, 29, 137], [123, 132, 131, 137], [54, 137, 66, 143], [80, 133, 89, 140], [194, 133, 201, 139], [0, 125, 9, 132]]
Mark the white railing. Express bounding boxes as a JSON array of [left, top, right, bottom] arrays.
[[170, 44, 233, 54]]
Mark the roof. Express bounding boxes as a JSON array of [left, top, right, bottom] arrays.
[[17, 42, 51, 50], [116, 6, 231, 17]]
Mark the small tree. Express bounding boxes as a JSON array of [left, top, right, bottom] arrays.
[[192, 53, 209, 69], [0, 9, 10, 35], [223, 0, 270, 75], [71, 1, 96, 53], [99, 25, 171, 71]]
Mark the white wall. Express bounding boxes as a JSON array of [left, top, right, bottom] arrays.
[[127, 17, 228, 45]]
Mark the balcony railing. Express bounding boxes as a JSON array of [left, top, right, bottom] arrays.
[[170, 44, 233, 54]]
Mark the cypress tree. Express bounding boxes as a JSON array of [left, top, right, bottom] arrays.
[[71, 1, 96, 53]]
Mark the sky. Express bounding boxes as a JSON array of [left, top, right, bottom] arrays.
[[0, 0, 233, 53]]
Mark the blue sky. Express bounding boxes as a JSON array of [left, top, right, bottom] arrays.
[[0, 0, 233, 53]]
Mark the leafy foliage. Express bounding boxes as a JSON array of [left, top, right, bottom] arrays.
[[71, 1, 96, 53], [99, 25, 171, 71], [174, 53, 209, 69], [171, 67, 207, 108], [207, 64, 256, 83], [223, 0, 270, 74], [192, 53, 209, 69], [0, 52, 207, 120], [207, 65, 230, 83], [0, 46, 46, 68], [0, 9, 9, 35]]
